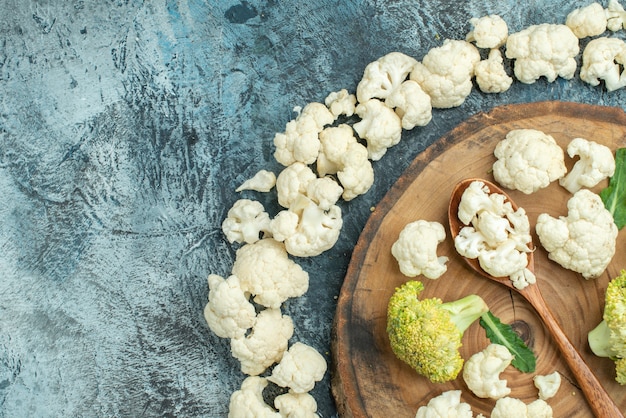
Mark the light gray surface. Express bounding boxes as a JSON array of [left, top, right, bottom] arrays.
[[1, 1, 626, 417]]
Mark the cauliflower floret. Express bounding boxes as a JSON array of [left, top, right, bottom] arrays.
[[236, 169, 277, 193], [410, 39, 481, 108], [474, 49, 514, 93], [536, 189, 618, 279], [274, 391, 319, 418], [355, 51, 418, 103], [276, 162, 318, 209], [353, 98, 403, 161], [203, 274, 256, 339], [273, 102, 334, 166], [230, 308, 294, 376], [391, 220, 449, 279], [232, 238, 309, 308], [463, 343, 513, 399], [580, 37, 626, 92], [305, 176, 343, 211], [607, 0, 626, 31], [559, 137, 616, 193], [493, 129, 567, 194], [415, 390, 474, 418], [228, 376, 282, 418], [533, 371, 562, 400], [466, 14, 509, 49], [222, 199, 272, 244], [385, 80, 433, 130], [491, 397, 553, 418], [268, 342, 327, 394], [324, 88, 356, 118], [505, 24, 580, 84], [566, 2, 608, 38], [317, 124, 374, 200]]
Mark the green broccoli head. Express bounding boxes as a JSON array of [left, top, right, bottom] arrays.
[[588, 270, 626, 384], [386, 280, 489, 383]]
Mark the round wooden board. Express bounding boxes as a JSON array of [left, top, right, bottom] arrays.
[[331, 101, 626, 417]]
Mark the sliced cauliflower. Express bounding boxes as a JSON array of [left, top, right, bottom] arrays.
[[466, 14, 509, 49], [268, 342, 327, 394], [203, 274, 256, 339], [415, 390, 474, 418], [566, 2, 608, 38], [236, 169, 277, 193], [274, 391, 319, 418], [353, 98, 403, 161], [580, 37, 626, 92], [222, 199, 272, 244], [324, 88, 356, 118], [474, 49, 514, 93], [559, 137, 616, 193], [228, 376, 282, 418], [492, 129, 567, 194], [534, 371, 562, 400], [505, 24, 580, 84], [463, 343, 513, 399], [230, 308, 294, 376], [536, 189, 618, 279], [410, 39, 481, 108], [391, 220, 448, 279], [491, 397, 553, 418], [607, 0, 626, 31], [273, 102, 334, 166], [317, 124, 374, 200], [355, 51, 418, 103], [232, 238, 309, 308]]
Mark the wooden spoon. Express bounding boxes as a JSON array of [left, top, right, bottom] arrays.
[[448, 178, 623, 418]]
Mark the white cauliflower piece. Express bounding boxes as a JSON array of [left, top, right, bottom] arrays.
[[534, 371, 562, 400], [305, 176, 343, 211], [463, 343, 513, 399], [324, 88, 356, 118], [607, 0, 626, 31], [391, 220, 448, 279], [317, 124, 374, 200], [466, 14, 509, 49], [268, 342, 327, 394], [580, 37, 626, 92], [385, 80, 433, 130], [415, 390, 474, 418], [505, 24, 580, 84], [236, 169, 277, 193], [222, 199, 272, 244], [475, 49, 513, 93], [228, 376, 282, 418], [232, 238, 309, 308], [353, 98, 403, 161], [274, 391, 319, 418], [493, 129, 567, 194], [559, 137, 616, 193], [491, 397, 553, 418], [536, 189, 618, 279], [457, 179, 509, 225], [355, 51, 418, 103], [410, 39, 481, 108], [270, 195, 343, 257], [230, 308, 294, 376], [203, 274, 255, 339], [276, 162, 317, 209], [566, 2, 608, 38], [273, 102, 334, 166]]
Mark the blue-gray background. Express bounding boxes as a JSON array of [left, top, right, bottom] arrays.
[[2, 1, 625, 417]]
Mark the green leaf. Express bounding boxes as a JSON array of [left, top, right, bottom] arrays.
[[479, 311, 536, 373], [600, 148, 626, 230]]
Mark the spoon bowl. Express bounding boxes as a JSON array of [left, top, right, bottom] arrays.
[[448, 178, 623, 418]]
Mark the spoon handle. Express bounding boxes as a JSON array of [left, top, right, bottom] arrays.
[[524, 285, 624, 418]]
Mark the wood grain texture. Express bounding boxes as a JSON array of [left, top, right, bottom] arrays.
[[331, 101, 626, 418]]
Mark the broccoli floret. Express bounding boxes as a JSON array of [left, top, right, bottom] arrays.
[[588, 269, 626, 384], [386, 280, 489, 383]]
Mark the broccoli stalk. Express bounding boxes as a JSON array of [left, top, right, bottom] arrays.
[[386, 280, 489, 383], [587, 269, 626, 385]]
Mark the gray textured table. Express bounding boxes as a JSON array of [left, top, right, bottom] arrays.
[[2, 1, 626, 417]]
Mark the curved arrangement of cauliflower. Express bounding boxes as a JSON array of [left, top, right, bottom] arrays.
[[536, 189, 618, 279], [492, 129, 566, 194], [462, 343, 513, 400], [391, 220, 448, 279]]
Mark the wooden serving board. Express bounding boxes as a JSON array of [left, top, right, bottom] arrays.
[[331, 101, 626, 417]]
